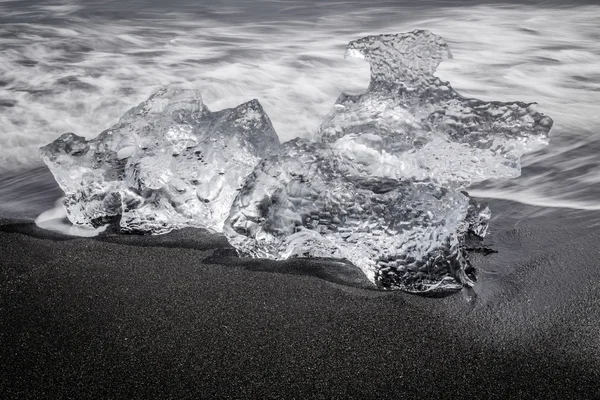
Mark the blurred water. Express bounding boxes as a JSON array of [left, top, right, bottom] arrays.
[[0, 0, 599, 218]]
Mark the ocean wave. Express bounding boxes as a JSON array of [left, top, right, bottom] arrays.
[[0, 1, 599, 211]]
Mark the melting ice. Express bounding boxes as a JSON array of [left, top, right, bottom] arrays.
[[224, 30, 552, 293], [318, 31, 553, 187], [40, 88, 280, 234], [40, 30, 553, 294], [225, 139, 490, 293]]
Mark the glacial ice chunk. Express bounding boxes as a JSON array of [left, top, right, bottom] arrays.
[[39, 31, 553, 295], [225, 139, 489, 293], [40, 88, 280, 234], [317, 30, 554, 187], [224, 30, 551, 293]]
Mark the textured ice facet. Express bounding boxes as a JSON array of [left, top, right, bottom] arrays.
[[225, 139, 488, 293], [40, 31, 553, 295], [40, 88, 279, 234], [225, 30, 551, 293], [317, 30, 554, 187]]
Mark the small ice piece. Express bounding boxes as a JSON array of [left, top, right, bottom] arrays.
[[40, 88, 280, 234], [225, 139, 489, 294], [317, 30, 554, 188]]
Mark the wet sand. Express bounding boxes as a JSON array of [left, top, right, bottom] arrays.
[[1, 199, 599, 399]]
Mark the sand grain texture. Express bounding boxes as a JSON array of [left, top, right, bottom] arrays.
[[1, 200, 599, 399]]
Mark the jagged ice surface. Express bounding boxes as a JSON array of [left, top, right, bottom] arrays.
[[318, 30, 553, 187], [224, 30, 552, 293], [40, 88, 280, 234], [225, 139, 490, 293], [40, 30, 553, 294]]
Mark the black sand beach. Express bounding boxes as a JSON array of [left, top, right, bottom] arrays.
[[1, 198, 599, 399], [1, 0, 600, 398]]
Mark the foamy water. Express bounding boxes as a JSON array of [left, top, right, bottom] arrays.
[[0, 0, 599, 216]]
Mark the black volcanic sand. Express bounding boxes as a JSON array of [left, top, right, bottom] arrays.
[[1, 199, 600, 399]]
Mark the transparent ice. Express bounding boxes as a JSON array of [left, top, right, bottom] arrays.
[[317, 30, 553, 187], [40, 88, 280, 234], [40, 31, 553, 294], [224, 31, 552, 293], [225, 139, 490, 293]]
